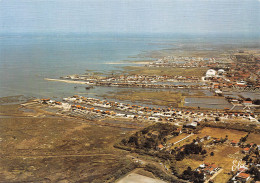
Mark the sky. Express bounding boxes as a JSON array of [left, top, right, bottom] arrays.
[[0, 0, 259, 34]]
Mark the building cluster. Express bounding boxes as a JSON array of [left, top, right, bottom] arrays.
[[230, 167, 252, 182], [146, 56, 231, 68], [168, 132, 259, 182], [195, 163, 220, 180], [62, 74, 202, 86], [40, 96, 259, 124], [95, 81, 204, 89], [107, 74, 201, 83], [203, 52, 260, 91]]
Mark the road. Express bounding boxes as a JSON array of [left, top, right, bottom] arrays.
[[205, 169, 223, 183], [3, 153, 116, 159], [173, 133, 194, 145]]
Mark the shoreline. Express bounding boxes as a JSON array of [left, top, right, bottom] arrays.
[[105, 61, 150, 65], [44, 78, 88, 84]]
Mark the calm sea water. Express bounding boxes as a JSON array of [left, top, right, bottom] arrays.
[[0, 33, 259, 100], [0, 33, 165, 98]]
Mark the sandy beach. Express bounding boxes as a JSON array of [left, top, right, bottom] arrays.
[[44, 78, 89, 84]]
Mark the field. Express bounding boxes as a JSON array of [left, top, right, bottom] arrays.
[[203, 145, 242, 182], [196, 127, 248, 141], [0, 100, 141, 182], [174, 127, 252, 182], [175, 158, 203, 175], [246, 133, 260, 145], [104, 90, 185, 107], [124, 66, 207, 77]]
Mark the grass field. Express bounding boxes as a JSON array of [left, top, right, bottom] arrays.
[[124, 66, 207, 77], [174, 127, 250, 181], [196, 127, 248, 141], [246, 133, 260, 145], [203, 145, 241, 182], [175, 158, 203, 175]]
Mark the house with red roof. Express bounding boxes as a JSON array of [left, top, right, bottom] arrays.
[[243, 100, 253, 105], [157, 144, 164, 151], [236, 172, 250, 182], [231, 140, 238, 146], [243, 147, 250, 153]]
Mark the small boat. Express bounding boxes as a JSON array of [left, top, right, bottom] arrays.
[[85, 86, 94, 90]]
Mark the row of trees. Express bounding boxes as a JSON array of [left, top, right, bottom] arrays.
[[240, 132, 250, 143], [203, 123, 259, 133]]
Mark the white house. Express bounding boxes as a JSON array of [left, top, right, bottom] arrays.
[[206, 69, 217, 77]]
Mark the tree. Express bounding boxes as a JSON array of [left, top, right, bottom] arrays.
[[210, 152, 214, 156], [143, 141, 152, 149], [181, 166, 204, 183], [176, 152, 185, 161], [242, 155, 250, 162], [128, 135, 139, 146], [182, 166, 193, 180], [201, 149, 207, 155], [170, 165, 177, 175], [121, 138, 127, 145], [249, 166, 260, 181], [253, 99, 260, 105], [225, 135, 228, 139]]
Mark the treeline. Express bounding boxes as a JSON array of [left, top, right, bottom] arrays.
[[114, 143, 175, 161], [240, 132, 250, 143], [202, 122, 260, 133], [119, 123, 178, 150]]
